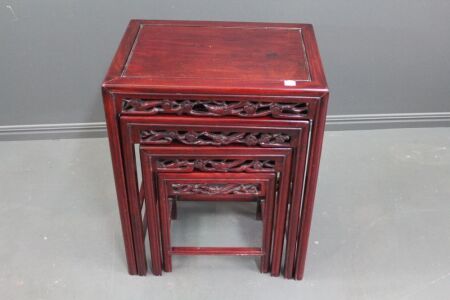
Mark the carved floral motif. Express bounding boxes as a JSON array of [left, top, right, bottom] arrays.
[[140, 130, 291, 147], [157, 159, 275, 172], [122, 99, 308, 118], [170, 183, 260, 195]]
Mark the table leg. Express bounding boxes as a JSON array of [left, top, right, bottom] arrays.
[[102, 90, 139, 275]]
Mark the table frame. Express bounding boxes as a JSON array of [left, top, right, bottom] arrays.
[[156, 172, 276, 273]]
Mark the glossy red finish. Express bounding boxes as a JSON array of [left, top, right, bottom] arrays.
[[155, 172, 276, 273], [294, 93, 329, 280], [170, 247, 263, 256], [120, 116, 306, 276], [123, 24, 310, 81], [101, 90, 140, 275], [102, 20, 328, 279], [104, 20, 327, 95], [139, 146, 292, 275]]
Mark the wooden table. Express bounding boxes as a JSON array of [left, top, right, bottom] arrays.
[[153, 171, 277, 274], [102, 20, 328, 280]]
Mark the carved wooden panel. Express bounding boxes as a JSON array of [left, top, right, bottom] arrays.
[[156, 159, 275, 172], [140, 130, 291, 147], [122, 99, 308, 119], [170, 183, 260, 195]]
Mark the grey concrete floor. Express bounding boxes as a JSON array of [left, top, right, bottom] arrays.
[[1, 128, 449, 300]]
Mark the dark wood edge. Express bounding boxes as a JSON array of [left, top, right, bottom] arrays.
[[301, 25, 328, 90], [122, 115, 309, 129], [169, 247, 264, 256], [102, 90, 140, 274], [158, 172, 276, 180], [130, 19, 312, 28], [103, 20, 141, 84], [139, 146, 292, 157], [294, 93, 329, 280], [103, 77, 328, 96]]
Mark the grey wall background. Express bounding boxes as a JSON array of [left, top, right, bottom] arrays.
[[1, 0, 450, 137]]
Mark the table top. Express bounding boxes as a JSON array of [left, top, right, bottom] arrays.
[[103, 20, 328, 96]]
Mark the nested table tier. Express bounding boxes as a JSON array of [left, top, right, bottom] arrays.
[[103, 20, 328, 280]]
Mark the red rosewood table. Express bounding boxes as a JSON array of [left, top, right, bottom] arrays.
[[153, 172, 277, 274], [102, 19, 328, 280]]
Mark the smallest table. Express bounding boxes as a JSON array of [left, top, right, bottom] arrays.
[[102, 19, 328, 280], [154, 172, 277, 273]]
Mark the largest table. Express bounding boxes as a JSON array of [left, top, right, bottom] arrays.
[[102, 20, 329, 280]]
